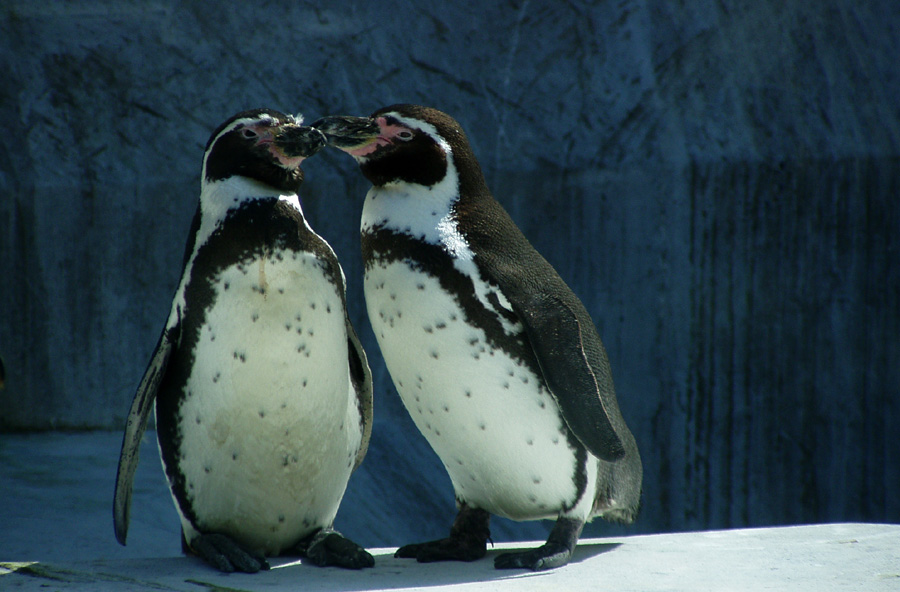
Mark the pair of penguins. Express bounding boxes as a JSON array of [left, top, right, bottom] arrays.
[[114, 104, 642, 573]]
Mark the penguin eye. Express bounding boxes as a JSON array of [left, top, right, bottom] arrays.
[[395, 130, 414, 142], [240, 128, 258, 139]]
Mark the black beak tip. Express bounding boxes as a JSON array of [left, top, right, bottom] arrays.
[[274, 126, 327, 158], [310, 115, 380, 148]]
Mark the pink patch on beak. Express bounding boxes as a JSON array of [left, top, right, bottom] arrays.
[[269, 146, 305, 168], [346, 117, 408, 157]]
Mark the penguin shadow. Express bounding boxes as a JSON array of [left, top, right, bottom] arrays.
[[369, 541, 623, 590], [170, 541, 624, 591]]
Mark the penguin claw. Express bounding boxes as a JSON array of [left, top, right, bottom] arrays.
[[494, 543, 574, 571], [395, 537, 487, 563], [302, 529, 375, 569], [190, 533, 269, 573]]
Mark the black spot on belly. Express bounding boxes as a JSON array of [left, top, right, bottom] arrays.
[[251, 312, 259, 322], [232, 453, 238, 460], [223, 282, 230, 290], [436, 322, 447, 330], [258, 410, 265, 418]]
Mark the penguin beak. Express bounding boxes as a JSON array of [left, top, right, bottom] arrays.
[[271, 125, 327, 161], [310, 115, 382, 154]]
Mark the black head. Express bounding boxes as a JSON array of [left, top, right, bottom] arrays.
[[202, 108, 325, 194], [318, 104, 484, 189]]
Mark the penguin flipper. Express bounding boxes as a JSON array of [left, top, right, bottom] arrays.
[[346, 319, 373, 471], [113, 326, 175, 545], [516, 292, 625, 462]]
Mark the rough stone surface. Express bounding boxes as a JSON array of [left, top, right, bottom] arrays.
[[1, 0, 898, 541]]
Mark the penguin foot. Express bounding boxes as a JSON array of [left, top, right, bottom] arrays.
[[494, 542, 573, 570], [395, 537, 488, 562], [494, 515, 584, 571], [189, 533, 269, 573], [300, 529, 375, 569], [395, 505, 491, 563]]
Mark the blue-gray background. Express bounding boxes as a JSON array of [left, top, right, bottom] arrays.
[[2, 0, 898, 549]]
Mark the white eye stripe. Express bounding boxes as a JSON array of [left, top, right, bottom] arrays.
[[383, 113, 452, 155]]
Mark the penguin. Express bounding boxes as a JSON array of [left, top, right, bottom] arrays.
[[113, 109, 375, 573], [312, 105, 642, 571]]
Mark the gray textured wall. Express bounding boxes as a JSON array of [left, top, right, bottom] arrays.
[[2, 0, 898, 543]]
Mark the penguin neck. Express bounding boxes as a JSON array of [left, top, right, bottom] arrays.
[[361, 161, 474, 261], [197, 175, 304, 249]]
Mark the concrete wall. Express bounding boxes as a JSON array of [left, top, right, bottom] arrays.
[[2, 0, 898, 539]]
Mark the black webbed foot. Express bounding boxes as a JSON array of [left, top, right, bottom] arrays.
[[188, 532, 269, 573], [395, 505, 491, 563], [494, 516, 584, 571], [298, 528, 374, 569], [494, 542, 574, 570]]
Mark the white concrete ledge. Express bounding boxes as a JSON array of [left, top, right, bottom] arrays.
[[2, 523, 898, 591]]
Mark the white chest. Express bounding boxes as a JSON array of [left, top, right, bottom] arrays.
[[364, 258, 588, 521], [166, 250, 361, 554]]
